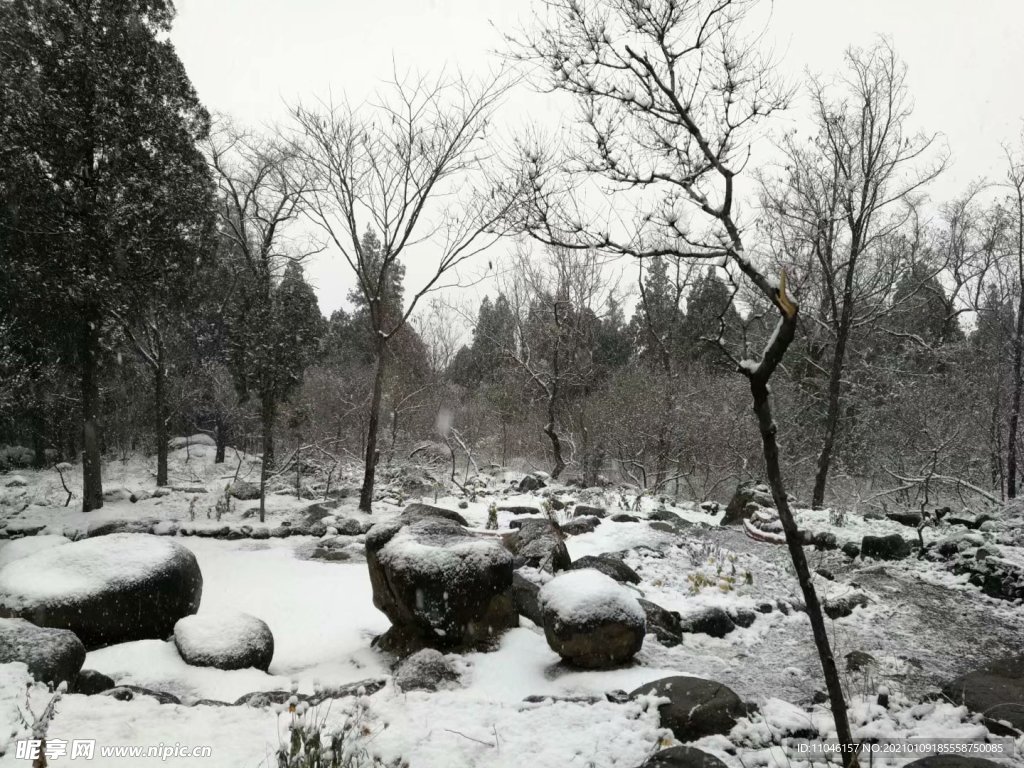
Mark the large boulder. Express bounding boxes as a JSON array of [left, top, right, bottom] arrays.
[[637, 599, 683, 647], [721, 481, 775, 525], [630, 676, 748, 741], [941, 656, 1024, 733], [679, 606, 735, 638], [637, 747, 728, 768], [0, 535, 70, 568], [567, 554, 640, 584], [394, 648, 459, 692], [502, 519, 570, 572], [539, 569, 645, 668], [367, 517, 517, 654], [173, 612, 274, 671], [229, 481, 261, 501], [0, 533, 202, 648], [861, 534, 912, 561], [0, 618, 85, 687], [511, 572, 543, 625], [398, 503, 469, 527]]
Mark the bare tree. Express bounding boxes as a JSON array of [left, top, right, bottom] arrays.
[[291, 71, 518, 512], [1003, 140, 1024, 497], [509, 0, 859, 761], [206, 119, 321, 522], [760, 39, 946, 509]]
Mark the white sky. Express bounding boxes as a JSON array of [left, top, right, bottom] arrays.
[[171, 0, 1024, 317]]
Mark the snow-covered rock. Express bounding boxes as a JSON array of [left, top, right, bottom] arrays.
[[394, 648, 459, 692], [639, 746, 728, 768], [0, 533, 202, 648], [3, 475, 28, 488], [229, 480, 261, 501], [942, 655, 1024, 733], [367, 515, 516, 654], [538, 569, 645, 668], [398, 502, 469, 527], [566, 554, 640, 584], [862, 533, 912, 560], [0, 617, 85, 687], [630, 675, 748, 741], [173, 612, 274, 671], [0, 534, 70, 568], [168, 434, 216, 449], [503, 519, 570, 572]]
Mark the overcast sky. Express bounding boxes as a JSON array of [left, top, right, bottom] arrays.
[[171, 0, 1024, 317]]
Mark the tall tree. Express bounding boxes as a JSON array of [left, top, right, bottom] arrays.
[[0, 0, 212, 510], [510, 0, 859, 760], [761, 39, 946, 508], [293, 71, 518, 512]]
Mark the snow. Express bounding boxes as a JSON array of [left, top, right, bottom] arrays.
[[376, 520, 512, 577], [539, 569, 645, 625], [173, 612, 271, 667], [0, 534, 187, 607], [0, 534, 69, 569]]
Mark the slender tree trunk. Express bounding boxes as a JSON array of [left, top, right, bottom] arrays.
[[31, 403, 46, 469], [1007, 290, 1024, 498], [259, 392, 276, 523], [359, 340, 387, 512], [812, 306, 854, 509], [80, 318, 103, 512], [544, 391, 566, 480], [154, 361, 168, 487], [214, 412, 227, 464], [749, 374, 857, 767]]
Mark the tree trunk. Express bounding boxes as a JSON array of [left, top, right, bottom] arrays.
[[80, 319, 103, 512], [259, 392, 276, 523], [214, 412, 227, 464], [811, 309, 853, 509], [544, 392, 566, 480], [154, 361, 168, 487], [31, 405, 46, 469], [359, 341, 387, 512], [749, 375, 857, 767], [1007, 298, 1024, 498]]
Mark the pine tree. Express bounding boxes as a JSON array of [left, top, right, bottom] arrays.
[[0, 0, 213, 510]]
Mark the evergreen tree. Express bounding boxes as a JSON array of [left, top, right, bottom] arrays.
[[682, 269, 743, 362], [0, 0, 212, 509]]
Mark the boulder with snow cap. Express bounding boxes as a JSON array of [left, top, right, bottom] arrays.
[[721, 480, 776, 525], [637, 746, 728, 768], [398, 502, 469, 527], [539, 569, 645, 668], [174, 612, 274, 671], [0, 533, 202, 648], [629, 675, 748, 741], [367, 517, 517, 655], [0, 617, 85, 687], [394, 648, 460, 692], [502, 518, 570, 572], [567, 554, 640, 584], [229, 481, 261, 501]]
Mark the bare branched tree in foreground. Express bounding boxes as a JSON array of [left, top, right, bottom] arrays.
[[291, 71, 518, 512], [509, 0, 857, 761]]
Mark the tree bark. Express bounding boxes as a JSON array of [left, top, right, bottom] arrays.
[[154, 361, 168, 487], [811, 299, 854, 509], [258, 392, 276, 523], [749, 375, 858, 768], [80, 318, 103, 512], [214, 412, 227, 464], [359, 340, 387, 512], [1007, 273, 1024, 498]]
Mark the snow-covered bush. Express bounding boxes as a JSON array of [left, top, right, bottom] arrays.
[[274, 684, 404, 768]]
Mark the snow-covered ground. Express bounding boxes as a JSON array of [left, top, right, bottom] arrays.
[[1, 450, 1023, 767]]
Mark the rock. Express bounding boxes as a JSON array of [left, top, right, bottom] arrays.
[[499, 505, 543, 516], [679, 607, 735, 638], [87, 519, 156, 537], [806, 531, 838, 550], [367, 518, 517, 654], [649, 509, 691, 529], [845, 650, 876, 672], [630, 676, 748, 741], [174, 612, 274, 671], [101, 686, 181, 705], [0, 618, 85, 687], [0, 535, 70, 568], [732, 609, 757, 628], [637, 746, 728, 768], [518, 475, 546, 492], [298, 536, 353, 562], [250, 528, 270, 540], [511, 573, 543, 625], [0, 533, 202, 648], [567, 554, 640, 584], [229, 481, 262, 501], [824, 591, 870, 619], [887, 511, 923, 528], [168, 434, 216, 450], [395, 648, 459, 692], [610, 513, 640, 523], [637, 599, 683, 647], [648, 521, 677, 534], [4, 475, 29, 488], [3, 521, 46, 537], [102, 487, 134, 503], [559, 516, 601, 536], [861, 534, 912, 561], [841, 542, 861, 559], [539, 569, 645, 668], [574, 505, 607, 518], [941, 656, 1024, 733], [74, 669, 115, 694], [721, 481, 775, 525], [502, 519, 571, 572], [905, 758, 1004, 768], [398, 503, 469, 527]]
